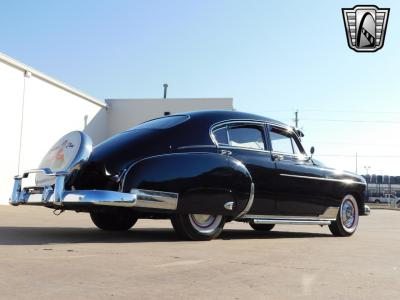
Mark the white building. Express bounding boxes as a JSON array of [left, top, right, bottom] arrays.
[[0, 52, 233, 204]]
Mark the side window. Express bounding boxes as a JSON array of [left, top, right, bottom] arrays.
[[228, 126, 265, 150], [269, 127, 303, 155], [212, 126, 229, 145]]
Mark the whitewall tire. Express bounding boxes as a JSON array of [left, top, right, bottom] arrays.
[[171, 214, 225, 241], [329, 194, 359, 237]]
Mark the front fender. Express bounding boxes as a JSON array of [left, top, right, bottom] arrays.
[[122, 152, 253, 217]]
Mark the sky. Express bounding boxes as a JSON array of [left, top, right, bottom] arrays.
[[1, 0, 399, 175]]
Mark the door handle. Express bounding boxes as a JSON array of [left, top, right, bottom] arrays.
[[272, 154, 284, 161], [220, 149, 232, 156]]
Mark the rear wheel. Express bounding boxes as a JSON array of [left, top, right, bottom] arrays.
[[90, 211, 138, 231], [249, 222, 275, 232], [171, 214, 225, 241], [329, 194, 359, 237]]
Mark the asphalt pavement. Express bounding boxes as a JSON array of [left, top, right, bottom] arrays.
[[0, 206, 398, 299]]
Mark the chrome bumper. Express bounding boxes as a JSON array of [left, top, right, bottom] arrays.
[[10, 168, 178, 210]]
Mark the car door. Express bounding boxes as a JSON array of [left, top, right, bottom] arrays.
[[211, 122, 277, 215], [267, 124, 330, 217]]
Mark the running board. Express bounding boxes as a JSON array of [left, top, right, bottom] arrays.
[[251, 218, 331, 225]]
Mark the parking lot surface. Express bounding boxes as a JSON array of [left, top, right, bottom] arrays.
[[0, 206, 399, 299]]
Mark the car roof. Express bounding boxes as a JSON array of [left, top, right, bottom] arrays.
[[183, 110, 287, 127]]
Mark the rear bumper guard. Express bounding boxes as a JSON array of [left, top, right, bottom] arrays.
[[10, 168, 178, 210]]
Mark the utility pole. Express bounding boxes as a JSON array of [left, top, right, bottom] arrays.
[[364, 166, 371, 198], [294, 110, 299, 128], [355, 152, 358, 174]]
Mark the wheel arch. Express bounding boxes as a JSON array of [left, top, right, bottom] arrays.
[[121, 152, 253, 217], [342, 189, 365, 215]]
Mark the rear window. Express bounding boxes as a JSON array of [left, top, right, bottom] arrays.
[[133, 115, 189, 130], [212, 126, 229, 145]]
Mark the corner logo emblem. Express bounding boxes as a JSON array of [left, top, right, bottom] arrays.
[[342, 5, 390, 52]]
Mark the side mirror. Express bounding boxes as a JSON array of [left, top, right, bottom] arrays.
[[310, 146, 315, 157]]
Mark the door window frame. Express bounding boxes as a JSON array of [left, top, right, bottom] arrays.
[[210, 120, 271, 153], [266, 124, 308, 159]]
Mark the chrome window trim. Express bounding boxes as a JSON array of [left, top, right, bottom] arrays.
[[210, 119, 272, 152], [219, 145, 271, 154], [270, 150, 310, 161], [268, 124, 307, 157], [209, 119, 304, 155]]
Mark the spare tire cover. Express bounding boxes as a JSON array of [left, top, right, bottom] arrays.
[[36, 131, 92, 186]]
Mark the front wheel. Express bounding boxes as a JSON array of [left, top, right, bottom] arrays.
[[90, 211, 138, 231], [171, 214, 225, 241], [329, 194, 359, 237]]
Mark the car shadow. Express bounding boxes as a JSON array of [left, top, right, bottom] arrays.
[[220, 229, 331, 240], [0, 226, 332, 246]]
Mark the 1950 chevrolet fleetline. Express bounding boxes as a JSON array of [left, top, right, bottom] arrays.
[[10, 110, 370, 240]]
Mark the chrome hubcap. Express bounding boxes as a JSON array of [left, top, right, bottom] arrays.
[[341, 200, 355, 228], [188, 214, 222, 234], [340, 195, 359, 232], [190, 214, 216, 227]]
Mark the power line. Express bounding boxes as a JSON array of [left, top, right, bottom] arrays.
[[315, 154, 400, 158], [301, 118, 400, 124], [299, 109, 400, 115], [264, 109, 400, 115], [306, 141, 400, 147]]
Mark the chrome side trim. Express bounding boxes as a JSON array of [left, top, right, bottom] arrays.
[[240, 206, 339, 224], [280, 173, 366, 185], [240, 214, 335, 221], [252, 219, 331, 225], [177, 145, 216, 150], [62, 190, 137, 207], [130, 189, 178, 210], [236, 182, 255, 218]]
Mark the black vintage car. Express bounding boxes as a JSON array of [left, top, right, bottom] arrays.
[[11, 110, 369, 240]]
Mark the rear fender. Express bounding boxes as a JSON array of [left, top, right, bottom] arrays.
[[122, 152, 253, 217]]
